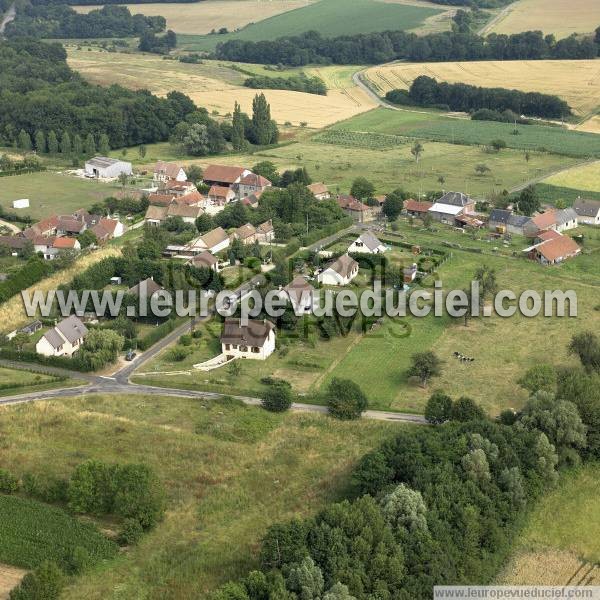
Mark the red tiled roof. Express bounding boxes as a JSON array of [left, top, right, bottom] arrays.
[[538, 229, 561, 242], [99, 218, 119, 235], [531, 210, 557, 231], [239, 173, 271, 187], [53, 237, 77, 249], [148, 193, 176, 206], [404, 199, 433, 213], [337, 195, 370, 212], [203, 165, 247, 184], [209, 185, 232, 198], [537, 235, 580, 262], [176, 191, 204, 206], [154, 161, 184, 179]]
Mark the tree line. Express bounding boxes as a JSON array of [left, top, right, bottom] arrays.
[[386, 75, 572, 119], [0, 38, 210, 150], [244, 73, 327, 95], [6, 4, 166, 39], [215, 28, 599, 66], [208, 331, 600, 599]]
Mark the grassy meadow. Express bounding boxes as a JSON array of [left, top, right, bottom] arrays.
[[0, 366, 79, 397], [364, 60, 600, 117], [0, 393, 397, 598], [543, 160, 600, 193], [176, 0, 445, 52]]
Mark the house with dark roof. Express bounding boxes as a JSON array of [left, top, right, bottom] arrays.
[[127, 277, 164, 298], [36, 315, 88, 357], [238, 173, 272, 199], [282, 276, 315, 313], [437, 191, 475, 213], [573, 199, 600, 226], [190, 251, 219, 272], [203, 165, 250, 188], [348, 231, 386, 254], [221, 318, 276, 361], [318, 254, 359, 286], [337, 195, 377, 223], [488, 209, 532, 236], [231, 223, 257, 245]]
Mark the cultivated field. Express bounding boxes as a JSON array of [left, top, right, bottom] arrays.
[[331, 108, 600, 157], [0, 394, 396, 598], [543, 160, 600, 193], [68, 49, 377, 127], [485, 0, 600, 38], [363, 60, 600, 117], [177, 0, 444, 51], [0, 171, 122, 221], [73, 0, 313, 35]]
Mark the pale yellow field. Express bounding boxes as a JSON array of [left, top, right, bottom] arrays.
[[364, 60, 600, 116], [543, 160, 600, 191], [73, 0, 313, 35], [487, 0, 600, 38], [575, 115, 600, 134], [68, 50, 377, 127], [0, 564, 26, 600], [498, 551, 600, 586]]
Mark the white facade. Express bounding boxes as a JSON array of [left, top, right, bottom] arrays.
[[348, 233, 386, 254], [84, 157, 132, 179], [221, 330, 275, 361]]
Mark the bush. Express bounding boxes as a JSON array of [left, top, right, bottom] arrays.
[[117, 518, 144, 546], [326, 377, 367, 420], [261, 384, 293, 413], [137, 319, 180, 350], [168, 346, 189, 362], [0, 469, 19, 494], [178, 334, 192, 346], [9, 560, 64, 600], [191, 329, 202, 339]]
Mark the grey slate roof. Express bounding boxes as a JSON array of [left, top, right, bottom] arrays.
[[358, 231, 383, 251], [573, 199, 600, 218], [489, 209, 511, 225], [86, 156, 122, 168], [221, 318, 274, 348], [43, 328, 65, 350], [437, 191, 472, 207], [55, 315, 88, 344], [555, 207, 578, 226], [127, 278, 163, 297], [327, 254, 359, 278]]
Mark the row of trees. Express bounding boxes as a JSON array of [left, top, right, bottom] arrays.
[[6, 5, 166, 39], [0, 39, 198, 150], [139, 29, 177, 54], [215, 28, 599, 66], [388, 75, 572, 119], [244, 73, 327, 95], [11, 129, 112, 157]]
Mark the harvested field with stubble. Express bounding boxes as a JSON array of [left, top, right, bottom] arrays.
[[543, 160, 600, 192], [486, 0, 600, 38], [67, 50, 377, 127], [73, 0, 314, 35], [0, 564, 26, 600], [363, 60, 600, 116]]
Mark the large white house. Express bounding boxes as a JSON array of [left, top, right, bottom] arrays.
[[84, 157, 132, 179], [573, 199, 600, 226], [36, 315, 88, 357], [348, 231, 386, 254], [318, 254, 359, 286], [220, 318, 276, 361], [153, 161, 187, 183]]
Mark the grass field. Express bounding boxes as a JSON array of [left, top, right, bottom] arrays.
[[486, 0, 600, 38], [67, 49, 377, 127], [0, 172, 122, 221], [330, 108, 600, 158], [363, 60, 600, 117], [74, 0, 313, 35], [543, 160, 600, 193], [176, 0, 444, 52], [0, 366, 78, 397], [0, 393, 397, 598]]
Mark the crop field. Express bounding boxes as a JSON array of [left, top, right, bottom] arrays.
[[331, 108, 600, 158], [0, 495, 117, 570], [176, 0, 444, 52], [0, 171, 122, 221], [74, 0, 313, 35], [313, 129, 411, 150], [68, 49, 377, 127], [543, 160, 600, 193], [363, 60, 600, 117], [486, 0, 600, 39], [0, 393, 396, 598], [207, 136, 578, 198]]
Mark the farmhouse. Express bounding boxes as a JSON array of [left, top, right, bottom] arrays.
[[525, 208, 578, 237], [36, 315, 88, 358], [488, 209, 532, 236], [231, 223, 257, 245], [404, 199, 433, 218], [573, 199, 600, 225], [428, 202, 464, 224], [203, 165, 250, 189], [127, 277, 164, 299], [437, 191, 475, 214], [307, 183, 330, 200], [166, 203, 204, 224], [190, 251, 219, 272], [348, 231, 386, 254], [52, 237, 80, 252], [24, 215, 58, 238], [192, 227, 230, 254], [238, 173, 272, 198], [56, 216, 86, 236], [84, 157, 132, 179], [526, 232, 581, 265], [208, 185, 236, 207], [221, 318, 276, 361], [148, 193, 177, 207], [164, 180, 197, 197], [256, 220, 275, 243], [337, 195, 377, 223], [242, 192, 262, 209], [318, 254, 359, 286], [0, 236, 29, 255], [153, 161, 186, 183], [145, 205, 168, 226], [283, 275, 315, 313]]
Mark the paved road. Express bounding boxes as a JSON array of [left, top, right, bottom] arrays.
[[0, 219, 20, 234], [0, 3, 15, 36]]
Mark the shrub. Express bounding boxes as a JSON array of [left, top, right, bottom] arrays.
[[169, 346, 189, 361], [326, 377, 367, 420], [261, 384, 293, 413], [0, 469, 19, 494], [179, 334, 192, 346], [9, 560, 64, 600], [117, 518, 144, 546], [191, 329, 202, 339]]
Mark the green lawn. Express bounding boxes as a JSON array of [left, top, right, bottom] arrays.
[[0, 172, 123, 221], [330, 108, 600, 158], [0, 393, 397, 598], [0, 366, 80, 397], [178, 0, 443, 51]]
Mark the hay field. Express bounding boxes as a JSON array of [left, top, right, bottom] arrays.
[[68, 49, 377, 127], [487, 0, 600, 38], [543, 160, 600, 192], [74, 0, 313, 35], [364, 60, 600, 117]]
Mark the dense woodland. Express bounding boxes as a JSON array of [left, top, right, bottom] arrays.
[[386, 76, 572, 119], [215, 28, 599, 66], [5, 4, 165, 38]]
